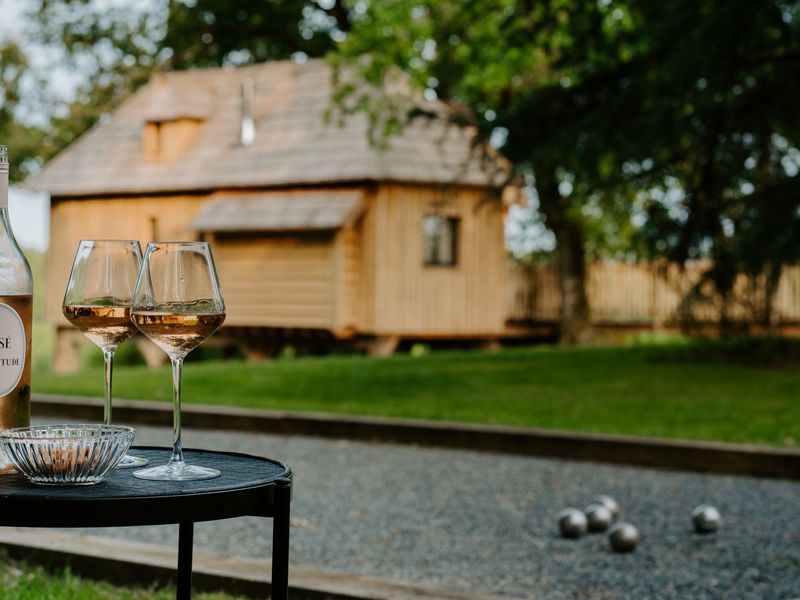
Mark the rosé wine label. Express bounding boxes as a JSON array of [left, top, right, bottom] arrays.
[[0, 302, 25, 396]]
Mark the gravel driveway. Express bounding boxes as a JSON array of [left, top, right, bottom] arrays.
[[60, 423, 800, 599]]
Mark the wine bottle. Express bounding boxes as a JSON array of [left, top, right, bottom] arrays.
[[0, 145, 32, 474]]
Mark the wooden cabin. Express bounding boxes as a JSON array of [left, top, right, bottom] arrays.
[[30, 59, 518, 372]]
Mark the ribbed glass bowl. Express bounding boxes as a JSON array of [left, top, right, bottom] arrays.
[[0, 425, 135, 485]]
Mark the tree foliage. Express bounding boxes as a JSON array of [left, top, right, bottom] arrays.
[[0, 0, 352, 181], [3, 0, 799, 337], [163, 0, 350, 68], [333, 0, 664, 341], [0, 41, 47, 181], [628, 1, 800, 326], [333, 0, 800, 332]]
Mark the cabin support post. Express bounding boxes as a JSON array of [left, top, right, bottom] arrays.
[[134, 337, 170, 369], [479, 338, 502, 352], [242, 341, 282, 362], [52, 327, 83, 375], [367, 336, 400, 357]]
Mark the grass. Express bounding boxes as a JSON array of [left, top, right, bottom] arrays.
[[32, 342, 800, 447], [0, 551, 244, 600], [24, 247, 799, 447], [24, 249, 56, 373]]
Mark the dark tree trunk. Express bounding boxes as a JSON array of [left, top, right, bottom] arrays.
[[553, 218, 592, 344], [536, 168, 592, 344]]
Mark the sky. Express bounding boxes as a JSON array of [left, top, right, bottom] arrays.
[[0, 0, 61, 251], [8, 189, 49, 252]]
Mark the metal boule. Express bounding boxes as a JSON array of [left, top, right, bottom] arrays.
[[557, 508, 588, 538], [609, 522, 639, 552], [594, 494, 620, 519], [691, 505, 720, 533], [585, 503, 613, 532]]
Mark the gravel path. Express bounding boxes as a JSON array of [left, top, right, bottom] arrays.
[[53, 423, 800, 599]]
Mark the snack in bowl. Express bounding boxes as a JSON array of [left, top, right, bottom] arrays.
[[0, 424, 134, 485]]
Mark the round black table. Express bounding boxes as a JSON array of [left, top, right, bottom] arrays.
[[0, 447, 293, 600]]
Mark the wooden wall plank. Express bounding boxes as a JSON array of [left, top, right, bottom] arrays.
[[506, 261, 800, 326], [214, 236, 334, 329], [370, 184, 507, 335], [357, 190, 377, 332], [48, 195, 337, 331], [47, 195, 208, 325]]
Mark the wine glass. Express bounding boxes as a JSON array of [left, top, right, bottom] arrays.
[[130, 242, 225, 481], [62, 240, 149, 468]]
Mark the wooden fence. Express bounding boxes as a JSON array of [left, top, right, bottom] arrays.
[[506, 261, 800, 327]]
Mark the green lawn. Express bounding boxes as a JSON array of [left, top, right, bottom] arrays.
[[32, 343, 800, 447], [24, 249, 799, 446], [0, 552, 244, 600]]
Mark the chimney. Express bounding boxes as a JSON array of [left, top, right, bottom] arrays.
[[240, 78, 256, 146]]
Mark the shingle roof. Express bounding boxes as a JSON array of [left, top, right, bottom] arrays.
[[192, 190, 363, 232], [28, 59, 497, 197]]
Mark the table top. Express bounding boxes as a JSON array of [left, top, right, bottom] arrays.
[[0, 447, 292, 528]]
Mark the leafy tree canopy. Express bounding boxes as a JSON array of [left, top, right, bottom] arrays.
[[1, 0, 351, 181], [163, 0, 350, 68], [3, 0, 799, 334], [333, 0, 800, 328], [0, 41, 47, 181]]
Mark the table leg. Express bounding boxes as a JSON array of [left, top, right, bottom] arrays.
[[177, 522, 194, 600], [271, 478, 291, 600]]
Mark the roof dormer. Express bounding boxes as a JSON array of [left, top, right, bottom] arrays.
[[142, 117, 204, 164], [141, 76, 211, 165]]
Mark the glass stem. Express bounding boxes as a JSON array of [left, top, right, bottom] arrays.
[[170, 355, 184, 464], [102, 347, 115, 426]]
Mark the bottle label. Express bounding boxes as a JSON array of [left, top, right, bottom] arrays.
[[0, 303, 25, 396]]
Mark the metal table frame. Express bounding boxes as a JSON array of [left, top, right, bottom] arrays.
[[0, 447, 293, 600]]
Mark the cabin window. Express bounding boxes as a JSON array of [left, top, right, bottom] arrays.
[[422, 215, 458, 267]]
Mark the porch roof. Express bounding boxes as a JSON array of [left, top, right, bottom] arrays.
[[192, 190, 363, 232]]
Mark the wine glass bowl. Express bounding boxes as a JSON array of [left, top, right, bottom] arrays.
[[62, 305, 137, 348], [130, 242, 225, 481], [62, 240, 148, 468], [130, 309, 225, 357]]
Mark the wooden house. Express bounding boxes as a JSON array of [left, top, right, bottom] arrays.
[[30, 59, 518, 372]]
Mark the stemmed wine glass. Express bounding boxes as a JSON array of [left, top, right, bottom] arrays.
[[130, 242, 225, 481], [62, 240, 149, 468]]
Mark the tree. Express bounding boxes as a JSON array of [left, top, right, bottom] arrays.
[[163, 0, 351, 68], [628, 0, 800, 330], [10, 0, 800, 336], [0, 41, 49, 182], [2, 0, 353, 181], [332, 0, 800, 338], [331, 0, 656, 342]]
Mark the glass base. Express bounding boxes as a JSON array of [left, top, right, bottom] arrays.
[[116, 453, 149, 469], [133, 460, 220, 481]]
